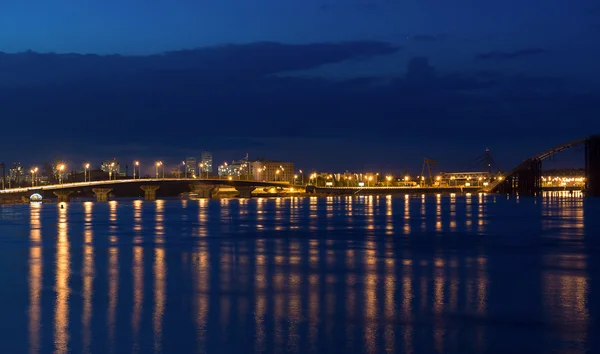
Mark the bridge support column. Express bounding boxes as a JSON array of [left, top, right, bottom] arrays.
[[92, 188, 112, 202], [586, 135, 600, 196], [516, 159, 542, 196], [236, 186, 255, 198], [53, 191, 73, 202], [140, 185, 160, 201], [190, 184, 218, 198]]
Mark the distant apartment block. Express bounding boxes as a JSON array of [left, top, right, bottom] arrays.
[[200, 151, 213, 174], [250, 160, 294, 182], [185, 157, 196, 177], [218, 160, 248, 177]]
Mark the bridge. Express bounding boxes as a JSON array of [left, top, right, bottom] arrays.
[[0, 178, 292, 202], [486, 134, 600, 196]]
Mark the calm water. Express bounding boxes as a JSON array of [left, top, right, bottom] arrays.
[[1, 192, 599, 354]]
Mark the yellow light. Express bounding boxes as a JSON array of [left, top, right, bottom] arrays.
[[134, 161, 139, 166], [386, 175, 392, 181], [85, 163, 90, 169], [404, 176, 410, 181], [58, 164, 65, 171], [436, 176, 441, 181], [228, 176, 232, 181]]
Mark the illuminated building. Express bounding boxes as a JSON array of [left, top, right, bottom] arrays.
[[185, 157, 196, 177], [218, 160, 248, 177], [200, 151, 212, 174], [9, 163, 24, 185], [249, 160, 294, 182]]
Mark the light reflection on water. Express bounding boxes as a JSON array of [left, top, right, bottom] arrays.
[[1, 192, 596, 353]]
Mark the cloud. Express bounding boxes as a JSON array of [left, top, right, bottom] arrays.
[[0, 41, 399, 87], [0, 44, 596, 171], [475, 48, 546, 60]]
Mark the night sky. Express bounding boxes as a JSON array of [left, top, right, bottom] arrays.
[[1, 0, 599, 174]]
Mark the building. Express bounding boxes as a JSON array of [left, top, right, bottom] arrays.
[[218, 160, 249, 177], [101, 160, 124, 177], [200, 151, 213, 175], [9, 163, 24, 186], [185, 157, 196, 177], [249, 160, 294, 182]]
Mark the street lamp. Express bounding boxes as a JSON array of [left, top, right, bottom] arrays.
[[275, 169, 280, 181], [294, 174, 298, 185], [109, 162, 116, 180], [30, 167, 38, 187], [133, 161, 139, 179], [198, 163, 204, 179], [386, 175, 392, 187], [182, 161, 187, 179], [155, 161, 163, 178], [83, 163, 90, 182], [58, 164, 65, 184], [368, 176, 373, 187], [299, 169, 303, 185]]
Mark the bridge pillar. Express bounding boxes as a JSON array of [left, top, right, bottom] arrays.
[[190, 184, 218, 198], [516, 159, 542, 196], [586, 135, 600, 196], [53, 191, 73, 202], [140, 185, 160, 201], [92, 188, 112, 202], [236, 186, 256, 198]]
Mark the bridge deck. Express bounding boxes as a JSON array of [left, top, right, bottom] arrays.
[[0, 178, 290, 194]]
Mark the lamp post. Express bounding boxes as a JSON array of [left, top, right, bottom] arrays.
[[58, 164, 65, 184], [109, 162, 116, 180], [198, 163, 204, 179], [155, 161, 162, 178], [83, 163, 90, 182], [182, 161, 187, 179], [133, 161, 139, 179], [30, 167, 38, 187], [386, 175, 392, 187]]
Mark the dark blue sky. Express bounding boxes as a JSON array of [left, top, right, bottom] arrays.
[[1, 0, 599, 174]]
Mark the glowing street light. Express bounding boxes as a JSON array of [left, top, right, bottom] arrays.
[[30, 167, 38, 187], [109, 162, 116, 180], [133, 161, 140, 179], [83, 163, 90, 182], [155, 161, 163, 178], [198, 163, 205, 179], [386, 175, 392, 187], [58, 164, 66, 184]]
